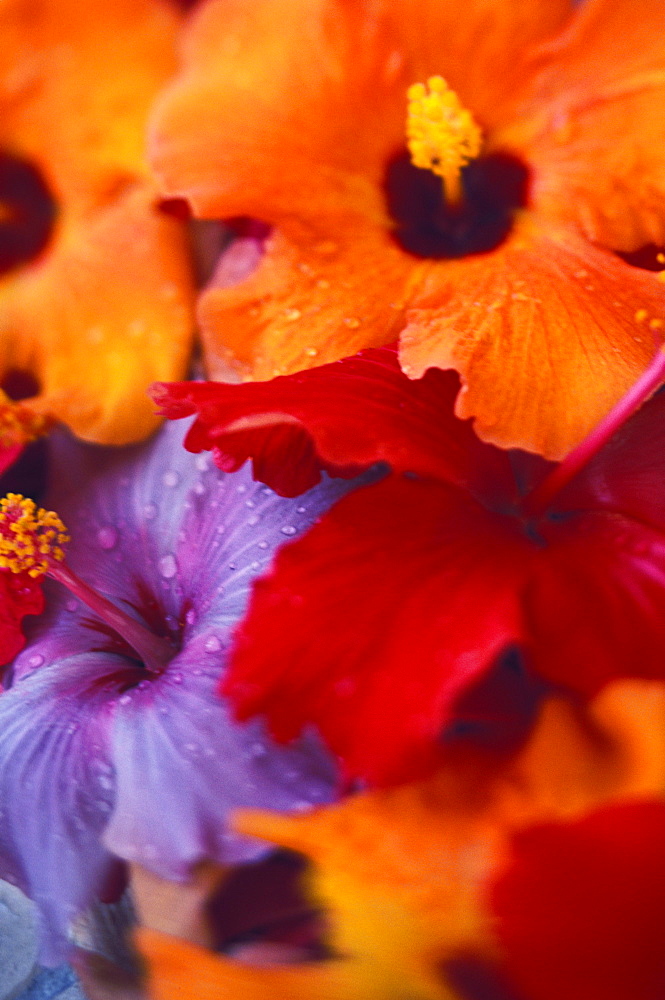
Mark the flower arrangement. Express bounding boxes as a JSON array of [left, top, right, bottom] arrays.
[[0, 1, 664, 998]]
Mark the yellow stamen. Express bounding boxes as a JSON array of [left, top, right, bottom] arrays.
[[0, 494, 69, 577], [0, 390, 51, 450], [406, 76, 482, 205]]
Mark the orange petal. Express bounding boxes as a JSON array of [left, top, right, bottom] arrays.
[[199, 220, 418, 381], [0, 0, 195, 444], [136, 928, 363, 1000], [234, 681, 665, 996], [0, 186, 194, 444], [149, 0, 572, 222], [500, 0, 665, 252], [134, 681, 665, 1000], [399, 218, 665, 459], [0, 0, 180, 200]]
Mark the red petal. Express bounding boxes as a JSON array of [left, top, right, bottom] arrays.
[[555, 389, 665, 533], [0, 570, 44, 667], [531, 511, 665, 694], [224, 475, 529, 785], [152, 347, 513, 499], [491, 800, 665, 1000]]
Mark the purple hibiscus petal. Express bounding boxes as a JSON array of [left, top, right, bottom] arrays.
[[0, 418, 364, 962]]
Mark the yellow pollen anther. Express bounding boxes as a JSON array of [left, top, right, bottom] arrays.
[[0, 494, 69, 577], [406, 76, 482, 205], [0, 390, 52, 450]]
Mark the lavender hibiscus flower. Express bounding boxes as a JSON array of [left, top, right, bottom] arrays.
[[0, 417, 361, 964]]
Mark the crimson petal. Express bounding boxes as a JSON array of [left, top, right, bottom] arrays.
[[0, 569, 43, 668], [225, 475, 529, 785], [491, 800, 665, 1000], [152, 347, 514, 500]]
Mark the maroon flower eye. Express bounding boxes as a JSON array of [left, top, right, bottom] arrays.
[[385, 149, 530, 259], [0, 151, 58, 276]]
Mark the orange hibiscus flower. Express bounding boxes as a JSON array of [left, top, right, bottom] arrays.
[[0, 0, 195, 445], [135, 679, 665, 1000], [149, 0, 665, 458]]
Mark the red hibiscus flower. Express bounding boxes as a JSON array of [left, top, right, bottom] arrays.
[[153, 345, 665, 785]]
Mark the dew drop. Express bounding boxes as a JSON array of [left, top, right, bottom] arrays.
[[195, 454, 209, 471], [247, 515, 259, 526], [118, 694, 132, 706], [162, 470, 180, 488], [257, 540, 269, 550], [280, 525, 297, 536], [143, 503, 158, 520], [245, 499, 256, 509], [194, 482, 206, 496], [28, 654, 44, 668], [159, 553, 178, 579], [204, 635, 222, 653], [96, 526, 118, 550], [172, 673, 184, 684], [192, 667, 203, 677], [296, 506, 306, 514], [185, 608, 196, 626], [305, 347, 318, 357]]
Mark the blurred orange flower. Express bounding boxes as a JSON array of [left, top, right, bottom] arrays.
[[150, 0, 665, 458], [136, 679, 665, 1000], [0, 0, 195, 444]]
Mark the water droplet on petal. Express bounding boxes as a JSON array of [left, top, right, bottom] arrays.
[[194, 482, 206, 496], [204, 635, 221, 653], [97, 526, 118, 550], [28, 654, 44, 668], [257, 540, 269, 550], [144, 502, 158, 520], [296, 506, 306, 514], [159, 553, 178, 579], [185, 608, 196, 626], [195, 454, 209, 471], [162, 470, 180, 488], [172, 673, 184, 684], [247, 515, 259, 526], [119, 693, 132, 706], [280, 525, 297, 536]]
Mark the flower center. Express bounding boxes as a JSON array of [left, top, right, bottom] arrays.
[[0, 151, 58, 276], [406, 76, 483, 206], [0, 392, 51, 452], [0, 493, 173, 671]]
